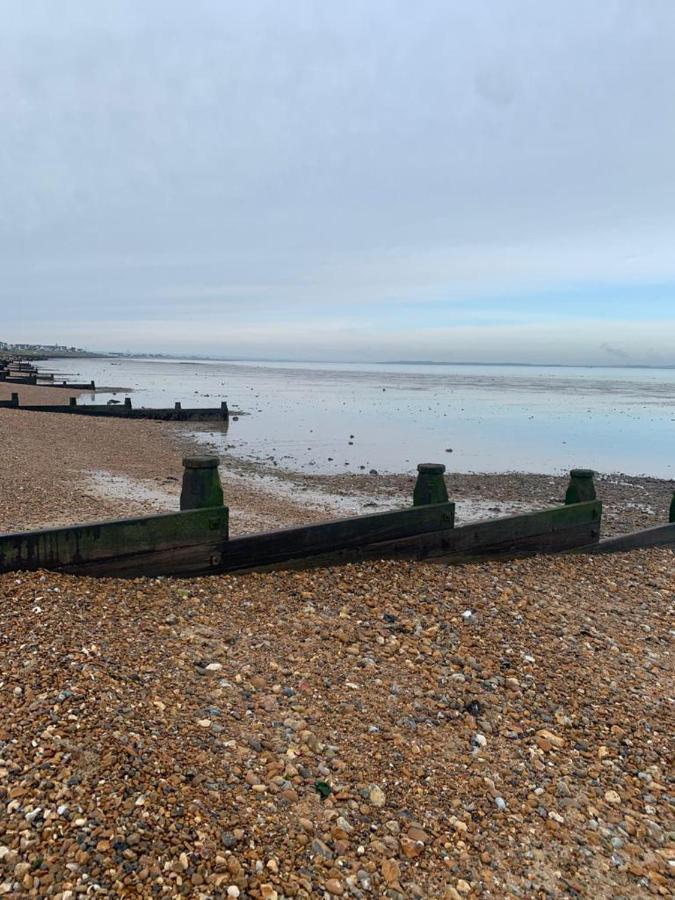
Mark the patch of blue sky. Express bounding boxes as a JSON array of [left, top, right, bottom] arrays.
[[380, 281, 675, 324]]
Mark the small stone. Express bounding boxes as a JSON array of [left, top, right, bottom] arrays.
[[311, 838, 334, 861], [400, 836, 423, 859], [381, 858, 401, 885], [325, 879, 344, 895], [471, 733, 487, 750], [604, 790, 621, 805], [536, 729, 565, 750], [369, 785, 386, 807], [456, 880, 471, 895]]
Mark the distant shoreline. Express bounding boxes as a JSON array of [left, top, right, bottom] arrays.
[[378, 359, 675, 370], [41, 352, 675, 371]]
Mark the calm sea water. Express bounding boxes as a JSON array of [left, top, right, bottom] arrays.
[[46, 357, 675, 478]]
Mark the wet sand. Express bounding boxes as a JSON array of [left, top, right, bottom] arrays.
[[0, 382, 673, 537], [0, 404, 322, 535]]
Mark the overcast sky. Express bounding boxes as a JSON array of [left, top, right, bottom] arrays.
[[2, 0, 675, 364]]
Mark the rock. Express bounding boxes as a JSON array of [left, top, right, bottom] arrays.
[[381, 858, 401, 885], [369, 785, 386, 807], [311, 838, 334, 861], [604, 790, 621, 805], [536, 729, 565, 750], [325, 878, 344, 895], [471, 733, 487, 750], [400, 836, 423, 858]]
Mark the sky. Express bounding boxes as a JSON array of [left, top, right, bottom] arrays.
[[1, 0, 675, 365]]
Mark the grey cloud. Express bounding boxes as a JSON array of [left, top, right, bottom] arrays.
[[1, 1, 674, 359]]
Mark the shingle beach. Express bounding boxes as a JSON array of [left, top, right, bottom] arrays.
[[0, 552, 672, 898], [0, 392, 672, 898]]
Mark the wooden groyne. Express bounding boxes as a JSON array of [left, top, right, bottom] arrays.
[[588, 520, 675, 553], [2, 460, 664, 579], [0, 359, 96, 390], [0, 394, 231, 422], [0, 374, 97, 389]]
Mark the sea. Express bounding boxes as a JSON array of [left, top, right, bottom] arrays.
[[45, 357, 675, 479]]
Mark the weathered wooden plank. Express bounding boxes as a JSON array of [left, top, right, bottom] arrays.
[[0, 507, 229, 576], [55, 540, 227, 578], [0, 403, 230, 421], [221, 501, 601, 573], [0, 500, 602, 578], [216, 503, 456, 571], [434, 500, 602, 561], [585, 522, 675, 554]]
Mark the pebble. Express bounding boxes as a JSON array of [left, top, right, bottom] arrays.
[[0, 549, 670, 898], [369, 785, 386, 807]]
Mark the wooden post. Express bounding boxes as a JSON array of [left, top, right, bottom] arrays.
[[565, 469, 596, 505], [124, 398, 132, 411], [69, 397, 77, 407], [10, 392, 19, 407], [221, 401, 229, 419], [174, 401, 182, 411], [90, 380, 96, 390], [180, 457, 224, 511], [413, 463, 449, 506], [669, 492, 675, 524]]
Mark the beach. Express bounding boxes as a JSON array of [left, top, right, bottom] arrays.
[[0, 381, 673, 898], [0, 551, 671, 897], [1, 379, 673, 538]]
